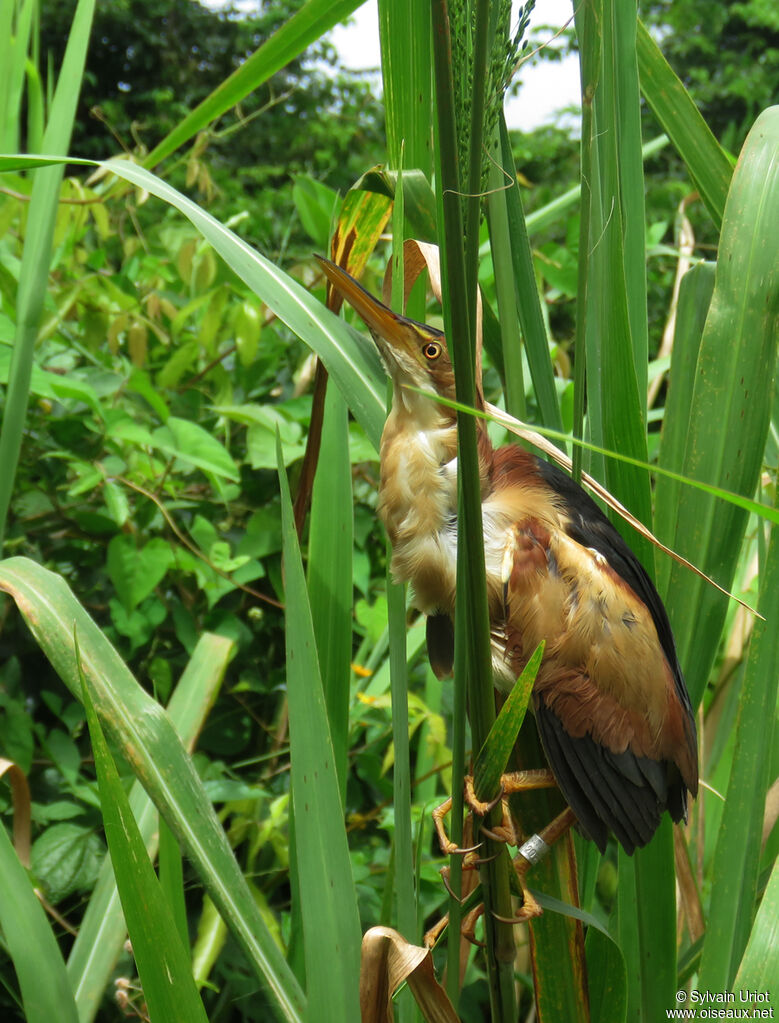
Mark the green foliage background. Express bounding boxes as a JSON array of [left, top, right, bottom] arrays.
[[0, 1, 776, 1022]]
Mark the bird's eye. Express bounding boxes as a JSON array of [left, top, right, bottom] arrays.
[[422, 341, 441, 360]]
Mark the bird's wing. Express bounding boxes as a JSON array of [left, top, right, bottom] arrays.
[[490, 445, 698, 852]]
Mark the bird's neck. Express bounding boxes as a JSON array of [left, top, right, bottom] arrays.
[[377, 393, 491, 613], [379, 398, 458, 544]]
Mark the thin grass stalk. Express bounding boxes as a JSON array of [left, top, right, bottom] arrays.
[[613, 0, 648, 402], [431, 1, 516, 1017], [603, 6, 677, 1019], [445, 594, 467, 1007], [1, 0, 35, 152], [387, 174, 418, 1019], [571, 40, 595, 483], [464, 0, 490, 344], [387, 569, 417, 1021]]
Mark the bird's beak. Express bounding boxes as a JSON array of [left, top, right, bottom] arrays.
[[315, 255, 403, 341], [314, 255, 440, 381]]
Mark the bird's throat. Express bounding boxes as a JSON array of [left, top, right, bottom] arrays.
[[378, 404, 459, 614]]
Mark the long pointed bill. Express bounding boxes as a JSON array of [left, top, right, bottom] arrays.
[[314, 254, 445, 374], [315, 255, 410, 345]]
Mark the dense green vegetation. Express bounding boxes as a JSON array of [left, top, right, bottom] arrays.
[[0, 1, 776, 1022]]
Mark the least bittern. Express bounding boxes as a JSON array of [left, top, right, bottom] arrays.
[[316, 256, 698, 922]]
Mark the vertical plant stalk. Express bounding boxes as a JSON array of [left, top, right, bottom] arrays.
[[387, 169, 418, 1023], [571, 2, 599, 483], [431, 1, 517, 1018]]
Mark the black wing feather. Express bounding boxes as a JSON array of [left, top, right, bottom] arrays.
[[535, 697, 684, 854]]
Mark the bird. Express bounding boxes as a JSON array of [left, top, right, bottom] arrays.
[[315, 254, 698, 908]]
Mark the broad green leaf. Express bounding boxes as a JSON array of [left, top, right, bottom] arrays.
[[277, 434, 361, 1020], [150, 416, 239, 481], [292, 174, 339, 250], [0, 558, 305, 1023], [107, 535, 173, 613], [31, 822, 103, 903]]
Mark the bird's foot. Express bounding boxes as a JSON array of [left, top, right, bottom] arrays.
[[433, 769, 558, 856]]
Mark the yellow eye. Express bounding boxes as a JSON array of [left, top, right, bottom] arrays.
[[422, 341, 441, 360]]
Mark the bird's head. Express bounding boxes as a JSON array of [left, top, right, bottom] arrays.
[[316, 256, 456, 410]]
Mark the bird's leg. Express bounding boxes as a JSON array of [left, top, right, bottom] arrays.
[[473, 768, 557, 845], [425, 816, 483, 948], [424, 902, 486, 950], [432, 795, 482, 857], [429, 786, 576, 943], [496, 806, 578, 923], [434, 768, 558, 855]]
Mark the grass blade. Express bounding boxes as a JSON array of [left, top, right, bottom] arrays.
[[658, 106, 779, 708], [636, 19, 732, 228], [698, 512, 779, 991], [307, 384, 353, 795], [67, 633, 233, 1023], [143, 0, 364, 168], [0, 557, 305, 1023], [654, 263, 716, 595], [78, 641, 209, 1023], [278, 434, 361, 1021], [378, 0, 433, 174], [0, 0, 96, 548], [0, 824, 79, 1023], [732, 856, 779, 996], [430, 2, 518, 1015]]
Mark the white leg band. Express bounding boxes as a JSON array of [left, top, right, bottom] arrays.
[[518, 833, 550, 865]]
